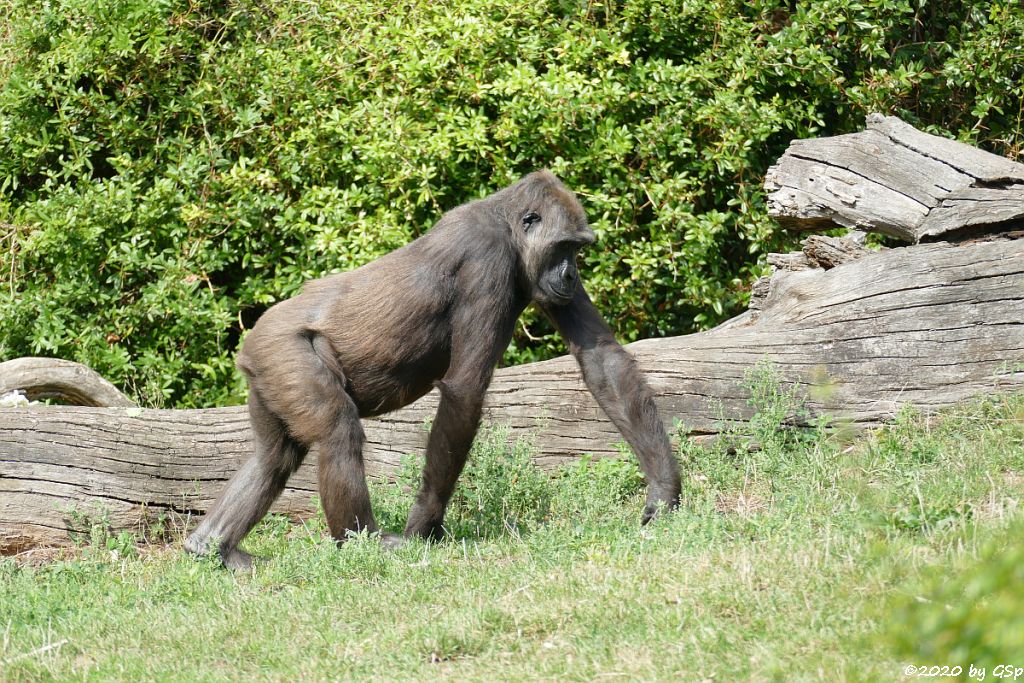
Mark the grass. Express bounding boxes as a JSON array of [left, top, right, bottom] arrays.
[[2, 376, 1024, 681]]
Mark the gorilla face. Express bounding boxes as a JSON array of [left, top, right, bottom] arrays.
[[519, 204, 594, 307]]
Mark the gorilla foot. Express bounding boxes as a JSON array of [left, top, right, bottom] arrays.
[[221, 547, 263, 571], [182, 532, 209, 557], [184, 534, 263, 570], [378, 532, 407, 551]]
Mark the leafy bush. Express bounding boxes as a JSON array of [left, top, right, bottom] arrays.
[[886, 523, 1024, 666], [552, 452, 646, 521], [445, 427, 554, 538], [1, 0, 1021, 406]]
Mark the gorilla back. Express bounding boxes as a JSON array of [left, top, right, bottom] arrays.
[[185, 170, 681, 569]]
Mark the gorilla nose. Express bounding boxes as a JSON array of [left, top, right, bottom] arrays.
[[561, 261, 577, 283]]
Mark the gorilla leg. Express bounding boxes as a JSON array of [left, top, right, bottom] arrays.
[[278, 332, 389, 546], [314, 387, 382, 542], [184, 389, 307, 570]]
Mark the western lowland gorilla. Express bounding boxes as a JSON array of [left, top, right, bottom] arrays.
[[185, 170, 682, 569]]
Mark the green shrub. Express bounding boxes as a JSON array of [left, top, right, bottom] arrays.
[[385, 426, 553, 539], [552, 452, 647, 521], [446, 427, 554, 538], [1, 0, 1021, 406], [885, 523, 1024, 666]]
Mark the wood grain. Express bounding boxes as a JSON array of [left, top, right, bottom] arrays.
[[0, 357, 136, 408], [765, 114, 1024, 242]]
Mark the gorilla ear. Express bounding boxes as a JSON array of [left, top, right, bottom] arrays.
[[522, 212, 541, 231]]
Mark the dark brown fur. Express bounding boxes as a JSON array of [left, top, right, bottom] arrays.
[[184, 171, 681, 569]]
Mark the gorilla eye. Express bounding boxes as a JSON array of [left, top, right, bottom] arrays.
[[522, 213, 541, 230]]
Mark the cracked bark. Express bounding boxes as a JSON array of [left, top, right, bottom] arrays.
[[765, 114, 1024, 242]]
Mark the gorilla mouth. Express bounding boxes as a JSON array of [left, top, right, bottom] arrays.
[[549, 259, 577, 303], [548, 285, 575, 304]]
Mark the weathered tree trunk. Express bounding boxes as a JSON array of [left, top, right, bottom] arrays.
[[0, 357, 136, 408], [3, 116, 1023, 552], [765, 114, 1024, 242]]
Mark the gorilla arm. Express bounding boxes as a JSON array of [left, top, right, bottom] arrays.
[[403, 255, 519, 540], [542, 286, 681, 523]]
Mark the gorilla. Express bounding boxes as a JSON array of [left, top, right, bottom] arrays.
[[185, 170, 682, 569]]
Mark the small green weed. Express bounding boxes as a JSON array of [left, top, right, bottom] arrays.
[[553, 453, 645, 520], [374, 426, 553, 540], [60, 505, 139, 560]]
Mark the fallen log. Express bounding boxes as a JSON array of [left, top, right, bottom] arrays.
[[765, 113, 1024, 242], [0, 357, 136, 408], [2, 116, 1023, 552]]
